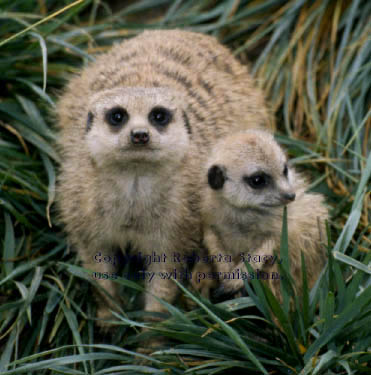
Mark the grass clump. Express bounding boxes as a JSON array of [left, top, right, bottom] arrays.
[[0, 0, 370, 374]]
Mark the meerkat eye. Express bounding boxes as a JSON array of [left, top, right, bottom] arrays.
[[283, 164, 288, 177], [105, 107, 129, 127], [148, 106, 172, 127], [244, 173, 269, 189]]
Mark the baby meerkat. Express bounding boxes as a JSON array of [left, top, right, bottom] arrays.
[[197, 129, 328, 301], [56, 30, 272, 324]]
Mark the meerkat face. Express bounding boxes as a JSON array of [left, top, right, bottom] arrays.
[[85, 87, 191, 169], [207, 130, 296, 211]]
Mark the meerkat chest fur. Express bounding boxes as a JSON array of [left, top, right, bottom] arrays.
[[205, 196, 279, 254], [101, 171, 161, 220], [90, 154, 199, 253]]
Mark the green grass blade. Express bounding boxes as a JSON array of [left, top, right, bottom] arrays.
[[173, 279, 269, 375], [3, 212, 15, 276], [333, 251, 371, 275]]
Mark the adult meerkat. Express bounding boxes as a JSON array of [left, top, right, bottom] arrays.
[[56, 30, 272, 323], [196, 129, 327, 301]]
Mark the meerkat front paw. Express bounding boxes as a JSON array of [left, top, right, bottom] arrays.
[[95, 306, 116, 329], [188, 262, 217, 302]]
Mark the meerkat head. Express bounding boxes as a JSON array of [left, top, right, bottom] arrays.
[[206, 130, 296, 211], [85, 87, 191, 169]]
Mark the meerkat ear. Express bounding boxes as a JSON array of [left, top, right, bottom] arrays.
[[208, 165, 226, 190]]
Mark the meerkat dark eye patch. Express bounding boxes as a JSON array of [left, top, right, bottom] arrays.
[[208, 165, 226, 190], [244, 173, 270, 189], [86, 111, 94, 132], [283, 164, 288, 177], [105, 107, 129, 128], [148, 106, 172, 128]]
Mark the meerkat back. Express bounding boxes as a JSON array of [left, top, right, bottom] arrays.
[[57, 30, 272, 155]]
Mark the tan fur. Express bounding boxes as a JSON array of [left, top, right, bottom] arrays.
[[196, 130, 328, 302], [56, 30, 273, 323]]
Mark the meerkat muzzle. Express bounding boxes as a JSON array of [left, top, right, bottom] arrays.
[[282, 192, 296, 203], [130, 129, 150, 145]]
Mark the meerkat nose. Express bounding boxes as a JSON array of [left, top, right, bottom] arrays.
[[131, 129, 150, 145], [283, 192, 296, 202]]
